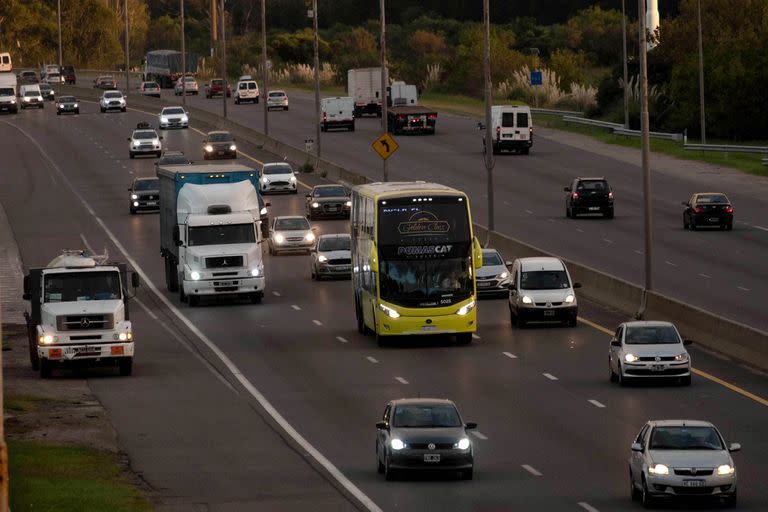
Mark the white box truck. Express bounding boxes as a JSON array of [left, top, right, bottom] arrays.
[[347, 67, 382, 117], [0, 72, 18, 113]]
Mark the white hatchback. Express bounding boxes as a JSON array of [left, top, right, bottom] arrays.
[[609, 321, 692, 386], [269, 216, 315, 255], [260, 162, 297, 194], [100, 90, 126, 112]]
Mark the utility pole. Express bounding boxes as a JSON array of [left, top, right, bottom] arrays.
[[261, 0, 269, 135], [0, 285, 8, 512], [311, 0, 321, 161], [181, 0, 186, 105], [380, 0, 388, 181], [636, 0, 653, 319], [697, 0, 706, 144], [621, 0, 629, 129], [210, 0, 218, 57], [220, 0, 227, 118], [124, 0, 129, 95], [482, 0, 495, 242], [57, 0, 63, 97]]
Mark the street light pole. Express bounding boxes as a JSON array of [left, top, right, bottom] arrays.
[[57, 0, 63, 97], [636, 0, 653, 319], [621, 0, 629, 129], [697, 0, 706, 144], [181, 0, 186, 106], [220, 0, 227, 118], [482, 0, 495, 242], [124, 0, 129, 96], [311, 0, 321, 161], [380, 0, 388, 182], [261, 0, 269, 135]]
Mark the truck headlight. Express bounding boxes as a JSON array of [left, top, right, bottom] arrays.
[[205, 144, 214, 152], [648, 463, 669, 475], [564, 294, 575, 303], [456, 300, 476, 316], [131, 194, 138, 200], [521, 295, 533, 304], [312, 202, 320, 208], [117, 331, 132, 341], [250, 267, 261, 277], [716, 464, 735, 476], [260, 207, 267, 215], [132, 141, 140, 147], [190, 271, 201, 281], [73, 103, 78, 108], [318, 255, 328, 262], [379, 303, 400, 319], [305, 232, 316, 242], [625, 353, 639, 363], [39, 334, 55, 345]]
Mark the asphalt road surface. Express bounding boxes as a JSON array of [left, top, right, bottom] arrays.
[[1, 101, 766, 511]]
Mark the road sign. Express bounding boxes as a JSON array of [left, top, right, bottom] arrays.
[[372, 132, 399, 160], [530, 70, 542, 86]]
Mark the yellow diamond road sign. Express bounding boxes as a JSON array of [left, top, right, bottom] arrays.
[[372, 132, 399, 160]]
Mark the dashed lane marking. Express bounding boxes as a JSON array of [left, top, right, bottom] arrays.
[[521, 464, 542, 476], [272, 291, 281, 296], [578, 502, 600, 512], [336, 336, 349, 343], [698, 273, 711, 279], [588, 399, 606, 409], [665, 260, 678, 267], [395, 376, 409, 385], [754, 225, 768, 232], [312, 319, 323, 326], [543, 373, 558, 381], [366, 356, 379, 364], [737, 286, 750, 292], [502, 352, 518, 359], [291, 304, 301, 311]]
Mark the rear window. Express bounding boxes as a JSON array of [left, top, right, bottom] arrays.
[[696, 194, 729, 204], [248, 83, 257, 89], [516, 112, 529, 128], [238, 83, 248, 89], [269, 91, 285, 97], [501, 113, 515, 127], [577, 180, 608, 191], [208, 132, 233, 142]]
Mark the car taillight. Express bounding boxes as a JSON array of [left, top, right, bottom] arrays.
[[398, 114, 406, 120], [529, 126, 533, 133], [323, 112, 327, 120], [694, 207, 704, 213], [608, 191, 614, 200], [427, 114, 437, 120], [724, 206, 733, 213], [496, 126, 500, 140], [572, 192, 579, 200]]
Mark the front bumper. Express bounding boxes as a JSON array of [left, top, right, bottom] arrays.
[[205, 148, 236, 159], [316, 263, 351, 277], [389, 450, 473, 470], [647, 473, 736, 499], [262, 181, 297, 193], [517, 304, 577, 322], [622, 360, 690, 378], [0, 102, 17, 112], [131, 197, 160, 210], [58, 105, 78, 113], [131, 145, 161, 154], [476, 277, 510, 295], [39, 342, 134, 362], [271, 239, 313, 253], [376, 305, 476, 336], [308, 204, 350, 217], [268, 101, 289, 109], [183, 276, 265, 296], [160, 118, 188, 128]]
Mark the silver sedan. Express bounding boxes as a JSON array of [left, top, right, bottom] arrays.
[[269, 216, 315, 255], [310, 234, 351, 280], [475, 248, 511, 297]]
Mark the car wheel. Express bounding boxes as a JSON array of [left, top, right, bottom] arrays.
[[75, 109, 80, 114], [179, 285, 188, 303], [39, 359, 53, 379], [251, 292, 262, 304], [605, 208, 614, 219], [618, 364, 628, 386], [292, 189, 298, 195], [100, 107, 105, 113], [121, 107, 126, 112], [377, 450, 385, 474], [726, 222, 733, 231], [680, 375, 691, 386], [641, 476, 655, 508], [311, 267, 317, 280], [690, 219, 697, 231], [723, 490, 737, 507], [516, 311, 527, 328], [566, 205, 571, 218], [630, 469, 641, 501], [609, 360, 618, 383], [118, 358, 133, 376], [56, 111, 60, 115], [384, 455, 397, 481], [461, 468, 474, 480], [683, 215, 688, 230], [156, 152, 162, 158], [130, 207, 137, 215], [350, 123, 355, 132], [521, 148, 530, 155]]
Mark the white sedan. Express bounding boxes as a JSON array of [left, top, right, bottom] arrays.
[[267, 90, 289, 111], [159, 106, 189, 129], [269, 216, 315, 255], [128, 128, 162, 158]]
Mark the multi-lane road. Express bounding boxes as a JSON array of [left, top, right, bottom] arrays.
[[1, 99, 767, 511], [136, 84, 768, 333]]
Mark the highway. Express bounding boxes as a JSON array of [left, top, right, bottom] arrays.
[[1, 101, 767, 511], [144, 85, 768, 332]]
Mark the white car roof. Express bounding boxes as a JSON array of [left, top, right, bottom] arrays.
[[622, 320, 677, 329], [518, 257, 565, 272], [275, 215, 307, 221], [262, 163, 293, 171], [648, 419, 715, 428]]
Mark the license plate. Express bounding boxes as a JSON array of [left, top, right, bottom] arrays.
[[337, 266, 350, 271], [423, 454, 441, 463], [327, 207, 338, 212], [589, 206, 600, 211], [477, 281, 491, 288], [543, 310, 555, 317], [709, 217, 719, 222], [422, 325, 437, 332], [145, 201, 157, 206], [214, 281, 237, 286], [74, 346, 101, 354], [683, 480, 705, 487], [651, 364, 666, 371]]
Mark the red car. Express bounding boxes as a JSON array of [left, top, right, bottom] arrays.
[[205, 78, 231, 98]]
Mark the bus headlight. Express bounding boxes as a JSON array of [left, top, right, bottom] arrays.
[[379, 303, 400, 319], [456, 300, 476, 316]]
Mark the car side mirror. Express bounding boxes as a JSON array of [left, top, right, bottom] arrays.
[[631, 442, 643, 452], [610, 340, 621, 347], [681, 201, 689, 206], [505, 260, 513, 267], [564, 187, 571, 192], [265, 202, 271, 207], [131, 272, 140, 288], [729, 443, 741, 452], [375, 421, 387, 430], [126, 137, 131, 141], [464, 422, 477, 430], [683, 339, 693, 346], [573, 282, 582, 289], [159, 136, 164, 140]]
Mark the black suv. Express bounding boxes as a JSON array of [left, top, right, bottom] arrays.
[[564, 177, 614, 219]]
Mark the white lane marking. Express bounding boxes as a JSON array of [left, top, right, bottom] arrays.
[[395, 376, 409, 384], [588, 399, 606, 409], [521, 464, 542, 476], [578, 502, 600, 512], [665, 260, 678, 267], [502, 351, 518, 359], [312, 319, 323, 326], [576, 228, 584, 233], [543, 373, 559, 381], [525, 209, 533, 215], [754, 225, 768, 232], [547, 218, 555, 223], [698, 273, 711, 279], [272, 291, 281, 296], [79, 233, 96, 254], [602, 238, 613, 244], [133, 296, 158, 320], [503, 201, 512, 206], [366, 356, 379, 364], [634, 249, 643, 255], [5, 121, 384, 512], [737, 286, 750, 291], [291, 304, 301, 310], [470, 430, 488, 440], [336, 336, 348, 343], [472, 333, 481, 340]]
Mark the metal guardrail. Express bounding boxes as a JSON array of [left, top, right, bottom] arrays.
[[613, 127, 683, 142], [762, 157, 768, 166], [531, 108, 584, 117], [562, 115, 623, 130], [684, 143, 768, 154]]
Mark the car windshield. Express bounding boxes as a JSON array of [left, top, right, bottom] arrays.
[[263, 164, 293, 175], [23, 91, 39, 97], [520, 270, 569, 290], [649, 426, 724, 450], [188, 224, 255, 246], [208, 132, 232, 142], [578, 180, 608, 191], [0, 88, 13, 95], [274, 218, 310, 231], [159, 155, 190, 165], [697, 194, 729, 204], [184, 77, 195, 82], [39, 85, 51, 91], [392, 404, 462, 428], [482, 252, 503, 266], [163, 107, 185, 115], [314, 186, 346, 198], [134, 131, 157, 140], [133, 179, 159, 191], [211, 79, 223, 85], [59, 96, 76, 102], [624, 325, 680, 344], [318, 236, 350, 251], [43, 271, 122, 302], [105, 92, 122, 98]]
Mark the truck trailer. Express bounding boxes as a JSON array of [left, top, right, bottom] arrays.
[[144, 50, 199, 89]]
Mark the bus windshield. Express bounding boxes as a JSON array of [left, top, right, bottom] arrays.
[[379, 257, 472, 307]]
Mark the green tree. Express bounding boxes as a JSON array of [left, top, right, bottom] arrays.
[[62, 0, 123, 67], [146, 15, 181, 52], [565, 5, 624, 66], [0, 0, 57, 67], [548, 48, 589, 88], [330, 27, 379, 82]]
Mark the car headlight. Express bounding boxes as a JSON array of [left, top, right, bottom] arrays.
[[39, 334, 55, 345], [250, 267, 261, 277], [318, 255, 328, 262], [205, 145, 214, 152], [58, 103, 64, 108], [454, 438, 471, 450], [379, 303, 400, 319], [23, 97, 30, 102], [521, 295, 533, 304], [564, 294, 575, 303], [648, 463, 669, 475], [305, 232, 316, 242], [625, 353, 639, 363], [132, 141, 140, 147], [290, 176, 297, 182], [716, 464, 735, 476], [73, 103, 78, 108], [456, 300, 476, 316], [160, 116, 169, 123], [120, 99, 126, 104], [262, 177, 269, 184], [274, 234, 285, 244], [499, 271, 509, 279], [153, 139, 160, 145], [312, 202, 320, 208], [190, 271, 201, 281], [9, 99, 15, 104], [133, 201, 139, 207], [260, 207, 267, 215], [345, 201, 352, 207], [390, 439, 406, 450], [674, 353, 688, 361], [181, 115, 188, 122], [131, 194, 138, 199], [229, 144, 237, 151]]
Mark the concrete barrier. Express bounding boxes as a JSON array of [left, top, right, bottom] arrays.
[[64, 85, 768, 371]]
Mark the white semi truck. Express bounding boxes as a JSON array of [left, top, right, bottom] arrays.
[[23, 250, 140, 378], [157, 164, 266, 306]]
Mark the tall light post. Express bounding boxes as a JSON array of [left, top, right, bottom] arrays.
[[311, 0, 321, 161], [261, 0, 269, 135], [220, 0, 227, 118], [57, 0, 63, 97], [482, 0, 495, 241], [636, 0, 653, 319], [181, 0, 186, 105], [621, 0, 629, 129], [124, 0, 130, 95], [697, 0, 706, 144], [379, 0, 388, 181]]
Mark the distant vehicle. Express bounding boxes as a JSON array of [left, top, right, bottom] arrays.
[[128, 177, 160, 214], [311, 234, 351, 280], [386, 81, 436, 135], [320, 97, 354, 132], [44, 72, 62, 85], [266, 90, 288, 111], [238, 74, 253, 81], [305, 184, 351, 219], [204, 78, 230, 98], [507, 256, 580, 328], [139, 81, 161, 98], [56, 95, 79, 115], [260, 162, 297, 194], [564, 177, 614, 219], [476, 248, 512, 297], [347, 67, 382, 117], [61, 65, 76, 85], [0, 72, 18, 114], [18, 70, 38, 84], [234, 79, 259, 104], [375, 398, 476, 480], [100, 90, 126, 112], [174, 75, 199, 96], [485, 105, 533, 155], [144, 50, 198, 88], [155, 150, 191, 168], [609, 321, 692, 386], [269, 216, 315, 255], [682, 193, 733, 231], [629, 420, 739, 507], [94, 76, 117, 89], [127, 125, 163, 159], [159, 106, 189, 129], [19, 85, 43, 109], [202, 130, 236, 159], [41, 64, 60, 82], [38, 83, 55, 101], [0, 52, 12, 72]]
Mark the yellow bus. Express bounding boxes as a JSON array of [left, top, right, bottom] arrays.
[[351, 182, 483, 346]]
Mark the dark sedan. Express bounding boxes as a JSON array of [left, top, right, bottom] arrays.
[[683, 193, 733, 230], [565, 177, 614, 219], [155, 150, 191, 168], [56, 96, 79, 115], [376, 398, 476, 480], [128, 177, 160, 214], [202, 131, 237, 160], [306, 185, 351, 219]]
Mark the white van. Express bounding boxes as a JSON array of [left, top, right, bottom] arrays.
[[321, 97, 355, 132], [234, 80, 260, 104], [489, 105, 533, 155], [19, 84, 43, 109], [507, 257, 580, 327], [0, 53, 12, 72]]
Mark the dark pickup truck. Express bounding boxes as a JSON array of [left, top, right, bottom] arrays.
[[387, 106, 437, 135], [61, 65, 76, 85]]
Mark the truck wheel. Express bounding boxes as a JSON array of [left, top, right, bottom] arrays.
[[188, 295, 199, 307], [39, 359, 52, 379], [28, 327, 40, 370], [179, 285, 188, 303], [251, 292, 263, 304], [522, 148, 530, 155], [118, 358, 133, 376], [166, 258, 179, 292], [350, 123, 355, 132]]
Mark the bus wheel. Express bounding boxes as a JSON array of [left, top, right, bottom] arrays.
[[457, 333, 472, 345], [355, 299, 366, 334], [376, 330, 387, 347]]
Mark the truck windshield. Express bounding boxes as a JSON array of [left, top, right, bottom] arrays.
[[44, 271, 122, 302], [188, 224, 255, 246], [0, 88, 13, 96]]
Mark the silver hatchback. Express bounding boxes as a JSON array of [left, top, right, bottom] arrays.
[[609, 321, 692, 386]]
